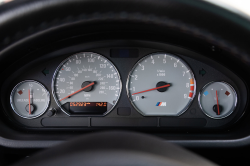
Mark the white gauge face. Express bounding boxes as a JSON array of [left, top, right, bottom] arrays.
[[10, 80, 50, 119], [127, 53, 196, 116], [52, 52, 122, 116], [199, 82, 237, 119]]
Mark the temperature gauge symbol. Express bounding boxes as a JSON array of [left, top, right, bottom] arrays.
[[10, 80, 50, 119], [198, 82, 237, 119]]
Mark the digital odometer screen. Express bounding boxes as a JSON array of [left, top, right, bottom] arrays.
[[62, 102, 107, 115]]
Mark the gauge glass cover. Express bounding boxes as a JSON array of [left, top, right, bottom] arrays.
[[127, 53, 196, 116], [10, 80, 50, 119], [52, 52, 122, 116], [198, 81, 237, 119]]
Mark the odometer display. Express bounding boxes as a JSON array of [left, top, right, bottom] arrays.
[[62, 102, 108, 115], [127, 53, 196, 116], [52, 52, 121, 116]]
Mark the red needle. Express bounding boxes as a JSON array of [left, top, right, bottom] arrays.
[[28, 89, 31, 115], [216, 90, 220, 115], [60, 82, 95, 101], [132, 84, 170, 95]]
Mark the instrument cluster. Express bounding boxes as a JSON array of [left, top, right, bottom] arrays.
[[1, 45, 247, 130]]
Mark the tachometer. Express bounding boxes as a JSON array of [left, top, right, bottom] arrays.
[[127, 53, 196, 116], [52, 52, 121, 116]]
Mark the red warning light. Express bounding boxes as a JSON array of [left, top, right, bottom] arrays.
[[225, 91, 230, 96], [18, 90, 23, 95], [62, 68, 64, 70]]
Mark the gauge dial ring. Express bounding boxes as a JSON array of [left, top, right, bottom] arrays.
[[126, 52, 196, 116], [198, 81, 237, 119], [10, 80, 50, 119], [52, 52, 122, 116]]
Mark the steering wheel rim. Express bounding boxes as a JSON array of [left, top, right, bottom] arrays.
[[12, 131, 215, 166]]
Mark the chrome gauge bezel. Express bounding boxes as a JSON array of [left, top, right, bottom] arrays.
[[198, 81, 237, 119], [126, 52, 196, 116], [10, 80, 50, 119], [51, 52, 122, 116]]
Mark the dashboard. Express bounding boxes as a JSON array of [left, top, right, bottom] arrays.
[[1, 41, 247, 130], [1, 0, 250, 165]]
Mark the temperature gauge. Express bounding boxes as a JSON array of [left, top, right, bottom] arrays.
[[198, 82, 237, 119], [10, 80, 50, 119]]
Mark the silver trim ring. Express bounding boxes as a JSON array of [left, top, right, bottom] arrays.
[[51, 52, 122, 117], [126, 52, 196, 116], [10, 80, 50, 119], [198, 81, 237, 119]]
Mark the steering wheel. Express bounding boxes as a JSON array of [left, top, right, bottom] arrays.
[[13, 131, 215, 166]]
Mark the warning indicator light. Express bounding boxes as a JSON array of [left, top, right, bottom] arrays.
[[18, 90, 23, 95], [225, 91, 230, 96]]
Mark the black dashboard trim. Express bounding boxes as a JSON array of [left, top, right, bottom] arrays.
[[0, 0, 249, 150]]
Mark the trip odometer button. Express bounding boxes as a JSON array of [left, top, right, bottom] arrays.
[[127, 53, 196, 116], [52, 52, 121, 116]]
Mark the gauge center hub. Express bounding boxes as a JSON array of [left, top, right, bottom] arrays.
[[213, 105, 223, 115], [81, 81, 94, 92], [156, 81, 169, 92], [25, 104, 35, 113]]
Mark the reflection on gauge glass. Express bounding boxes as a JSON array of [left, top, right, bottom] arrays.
[[52, 52, 122, 116], [10, 80, 50, 119], [127, 52, 196, 116], [198, 82, 237, 119]]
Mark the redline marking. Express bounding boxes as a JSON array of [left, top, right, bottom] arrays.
[[188, 78, 195, 98], [188, 92, 193, 98], [190, 86, 194, 91]]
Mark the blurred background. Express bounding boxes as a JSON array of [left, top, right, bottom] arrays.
[[0, 0, 249, 18]]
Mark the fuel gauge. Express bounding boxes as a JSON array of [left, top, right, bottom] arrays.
[[198, 82, 237, 119], [10, 80, 50, 119]]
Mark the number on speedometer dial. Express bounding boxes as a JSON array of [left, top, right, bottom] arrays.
[[127, 53, 196, 116], [52, 52, 121, 116]]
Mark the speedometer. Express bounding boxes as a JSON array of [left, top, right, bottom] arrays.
[[52, 52, 121, 116], [127, 53, 196, 116]]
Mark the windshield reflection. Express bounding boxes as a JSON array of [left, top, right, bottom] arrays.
[[0, 0, 13, 5]]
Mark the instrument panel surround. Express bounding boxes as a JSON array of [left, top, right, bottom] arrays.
[[0, 40, 247, 131]]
